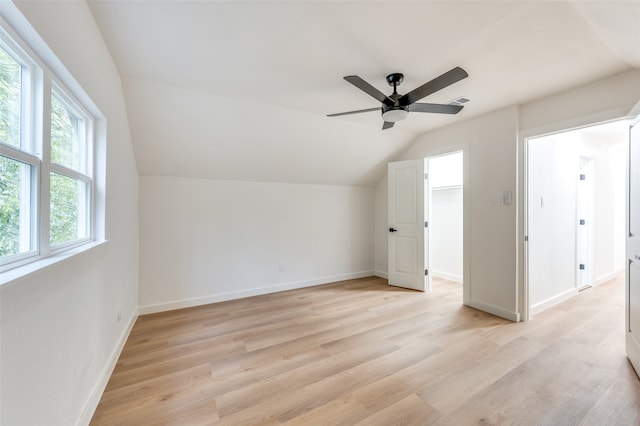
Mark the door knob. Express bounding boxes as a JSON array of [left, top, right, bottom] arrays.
[[389, 227, 397, 232]]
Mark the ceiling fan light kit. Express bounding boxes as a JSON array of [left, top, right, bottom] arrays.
[[328, 67, 469, 130], [382, 108, 409, 122]]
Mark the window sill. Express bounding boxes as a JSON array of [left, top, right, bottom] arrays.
[[0, 240, 110, 288]]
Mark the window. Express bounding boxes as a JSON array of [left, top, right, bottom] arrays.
[[49, 90, 91, 247], [1, 24, 96, 271]]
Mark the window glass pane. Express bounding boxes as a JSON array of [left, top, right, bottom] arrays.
[[0, 46, 21, 148], [0, 155, 32, 258], [50, 172, 87, 245], [51, 94, 80, 170]]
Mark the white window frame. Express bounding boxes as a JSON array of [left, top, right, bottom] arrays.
[[0, 18, 99, 273], [47, 83, 94, 252]]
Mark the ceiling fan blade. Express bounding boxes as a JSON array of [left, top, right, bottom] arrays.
[[409, 103, 464, 114], [382, 121, 395, 130], [344, 76, 395, 106], [399, 67, 468, 106], [327, 107, 380, 117]]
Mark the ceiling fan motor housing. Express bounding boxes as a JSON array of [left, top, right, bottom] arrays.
[[382, 83, 408, 122]]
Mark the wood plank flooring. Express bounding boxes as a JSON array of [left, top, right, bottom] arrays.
[[91, 276, 640, 425]]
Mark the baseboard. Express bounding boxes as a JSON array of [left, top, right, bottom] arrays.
[[374, 270, 388, 279], [138, 271, 375, 315], [530, 287, 576, 316], [431, 270, 463, 283], [77, 310, 138, 426], [376, 270, 461, 282], [465, 299, 520, 322], [594, 270, 622, 286]]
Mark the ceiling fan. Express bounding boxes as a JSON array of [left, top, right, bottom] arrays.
[[327, 67, 468, 130]]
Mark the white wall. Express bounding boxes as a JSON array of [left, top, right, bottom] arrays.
[[431, 187, 463, 282], [138, 177, 374, 313], [0, 2, 139, 425], [374, 177, 388, 278]]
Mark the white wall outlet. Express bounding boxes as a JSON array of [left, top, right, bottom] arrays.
[[279, 263, 286, 273]]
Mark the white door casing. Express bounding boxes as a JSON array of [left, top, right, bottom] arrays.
[[627, 116, 640, 376], [388, 159, 429, 291]]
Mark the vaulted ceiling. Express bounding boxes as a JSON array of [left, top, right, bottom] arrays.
[[88, 0, 640, 186]]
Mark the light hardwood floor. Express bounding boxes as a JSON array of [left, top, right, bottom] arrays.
[[91, 276, 640, 425]]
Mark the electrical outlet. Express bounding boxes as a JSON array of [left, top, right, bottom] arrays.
[[279, 263, 286, 273]]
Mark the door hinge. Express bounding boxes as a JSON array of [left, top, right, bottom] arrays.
[[580, 174, 586, 180], [524, 235, 528, 242], [425, 221, 428, 228], [424, 173, 428, 180], [579, 264, 585, 270], [579, 219, 586, 225], [425, 269, 429, 276]]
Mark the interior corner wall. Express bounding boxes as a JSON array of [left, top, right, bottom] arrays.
[[1, 2, 139, 425], [138, 176, 374, 313]]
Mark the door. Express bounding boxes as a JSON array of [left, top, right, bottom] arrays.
[[388, 159, 429, 291], [627, 116, 640, 375]]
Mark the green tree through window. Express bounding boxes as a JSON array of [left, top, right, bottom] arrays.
[[0, 46, 24, 257], [0, 46, 21, 147]]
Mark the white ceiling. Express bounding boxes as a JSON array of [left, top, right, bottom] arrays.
[[88, 0, 640, 186]]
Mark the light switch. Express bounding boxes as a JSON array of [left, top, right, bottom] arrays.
[[492, 193, 504, 206], [503, 191, 512, 205]]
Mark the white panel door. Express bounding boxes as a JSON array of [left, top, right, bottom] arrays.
[[627, 117, 640, 375], [388, 159, 428, 291]]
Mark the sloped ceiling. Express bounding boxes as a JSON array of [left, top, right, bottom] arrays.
[[88, 0, 640, 186]]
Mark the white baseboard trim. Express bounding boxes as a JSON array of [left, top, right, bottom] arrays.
[[594, 270, 622, 286], [530, 287, 576, 316], [77, 310, 138, 426], [374, 270, 388, 279], [138, 271, 375, 315], [431, 270, 463, 283], [465, 299, 520, 322]]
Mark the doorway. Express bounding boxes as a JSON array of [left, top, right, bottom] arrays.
[[428, 152, 464, 292], [387, 152, 463, 296], [526, 120, 627, 316]]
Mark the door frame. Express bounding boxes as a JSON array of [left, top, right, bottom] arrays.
[[520, 111, 636, 322]]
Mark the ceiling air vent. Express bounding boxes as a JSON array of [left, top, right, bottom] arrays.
[[448, 96, 470, 106]]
